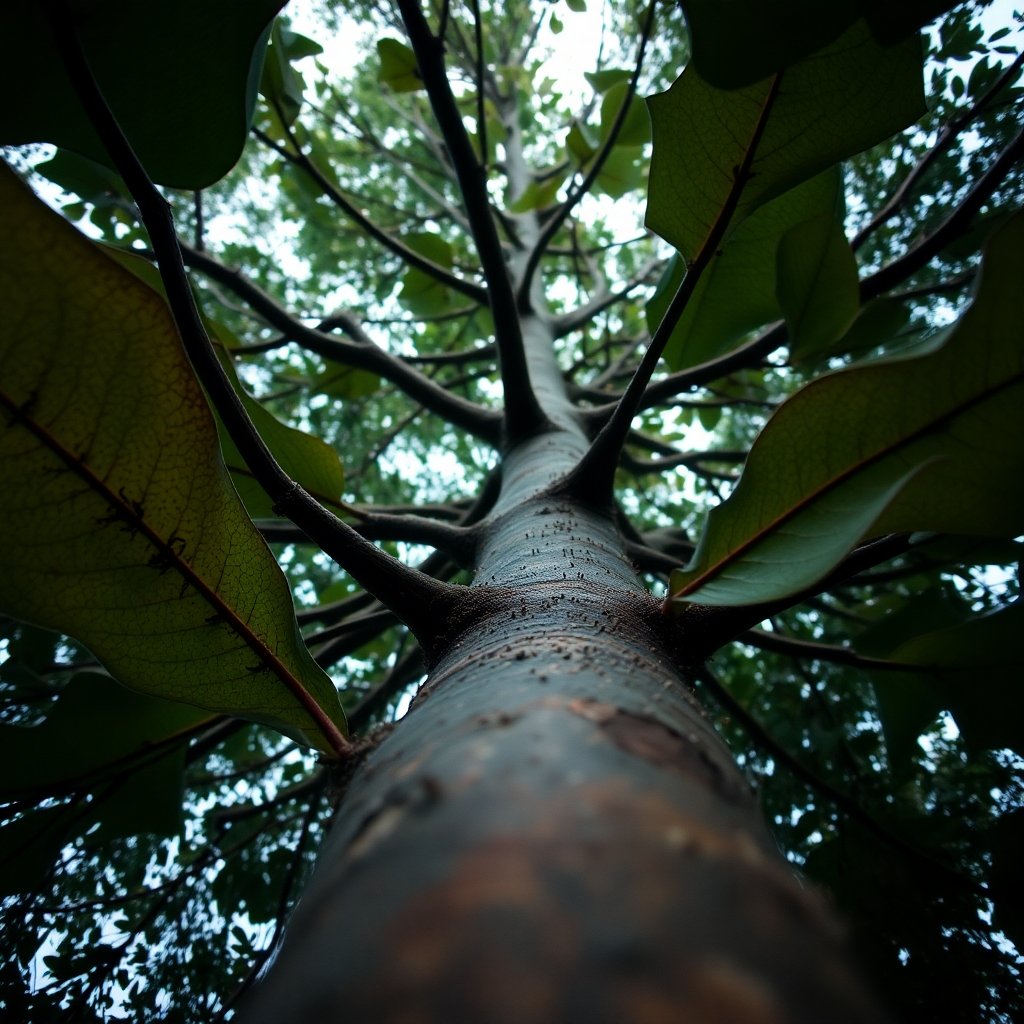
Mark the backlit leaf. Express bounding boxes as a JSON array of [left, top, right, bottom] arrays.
[[0, 168, 346, 753], [646, 21, 923, 263], [377, 37, 423, 92]]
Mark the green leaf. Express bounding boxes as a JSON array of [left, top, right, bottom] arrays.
[[316, 363, 382, 400], [646, 21, 923, 263], [210, 342, 345, 519], [0, 672, 202, 894], [565, 0, 587, 12], [0, 0, 285, 189], [0, 168, 346, 752], [399, 232, 458, 315], [795, 295, 911, 367], [593, 146, 645, 199], [0, 672, 210, 801], [585, 69, 631, 93], [775, 211, 860, 356], [566, 122, 596, 166], [510, 173, 567, 213], [668, 213, 1024, 607], [376, 37, 423, 92], [599, 82, 651, 147], [884, 601, 1024, 753], [260, 20, 318, 129], [680, 1, 957, 88], [648, 170, 843, 370], [34, 148, 125, 206]]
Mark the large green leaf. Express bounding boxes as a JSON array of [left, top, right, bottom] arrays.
[[0, 672, 211, 801], [0, 0, 285, 189], [399, 232, 459, 315], [0, 672, 204, 895], [775, 210, 860, 356], [646, 20, 923, 263], [680, 1, 957, 89], [377, 37, 423, 93], [669, 213, 1024, 607], [0, 167, 346, 753], [647, 170, 843, 370]]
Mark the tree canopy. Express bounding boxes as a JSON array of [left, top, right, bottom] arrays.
[[0, 0, 1022, 1020]]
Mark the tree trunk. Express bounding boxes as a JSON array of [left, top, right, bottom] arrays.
[[241, 461, 891, 1022]]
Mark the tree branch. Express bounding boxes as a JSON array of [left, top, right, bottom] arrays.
[[397, 0, 550, 443], [553, 256, 663, 338], [47, 1, 472, 678], [179, 244, 503, 446], [254, 125, 486, 305], [852, 51, 1024, 251], [861, 124, 1024, 302], [583, 322, 787, 430], [516, 0, 657, 307], [675, 534, 920, 661], [695, 665, 988, 898], [559, 75, 785, 506]]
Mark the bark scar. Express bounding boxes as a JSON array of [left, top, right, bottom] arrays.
[[568, 698, 748, 805]]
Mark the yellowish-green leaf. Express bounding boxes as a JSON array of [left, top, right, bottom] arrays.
[[511, 172, 567, 213], [0, 168, 346, 754], [669, 213, 1024, 607], [399, 232, 458, 316], [210, 341, 345, 518], [599, 82, 651, 147], [566, 122, 596, 167], [585, 69, 631, 94], [377, 38, 422, 92]]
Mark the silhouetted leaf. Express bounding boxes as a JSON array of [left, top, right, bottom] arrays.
[[0, 0, 285, 188]]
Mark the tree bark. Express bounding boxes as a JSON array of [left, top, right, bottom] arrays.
[[239, 38, 891, 1017], [241, 478, 891, 1023]]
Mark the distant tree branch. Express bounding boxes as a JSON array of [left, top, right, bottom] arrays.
[[560, 75, 784, 506], [254, 125, 486, 305], [853, 51, 1024, 251], [554, 256, 663, 337], [584, 322, 788, 429], [738, 627, 913, 671], [178, 244, 503, 446], [861, 124, 1024, 302], [398, 0, 550, 442], [695, 665, 989, 898], [517, 0, 657, 306]]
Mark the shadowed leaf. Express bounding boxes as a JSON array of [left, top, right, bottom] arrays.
[[0, 0, 285, 189], [669, 213, 1024, 606]]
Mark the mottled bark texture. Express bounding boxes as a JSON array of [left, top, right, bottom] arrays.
[[242, 485, 891, 1023]]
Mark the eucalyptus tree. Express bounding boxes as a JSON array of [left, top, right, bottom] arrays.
[[0, 0, 1021, 1021]]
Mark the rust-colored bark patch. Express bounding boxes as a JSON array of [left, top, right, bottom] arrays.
[[568, 699, 748, 805]]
